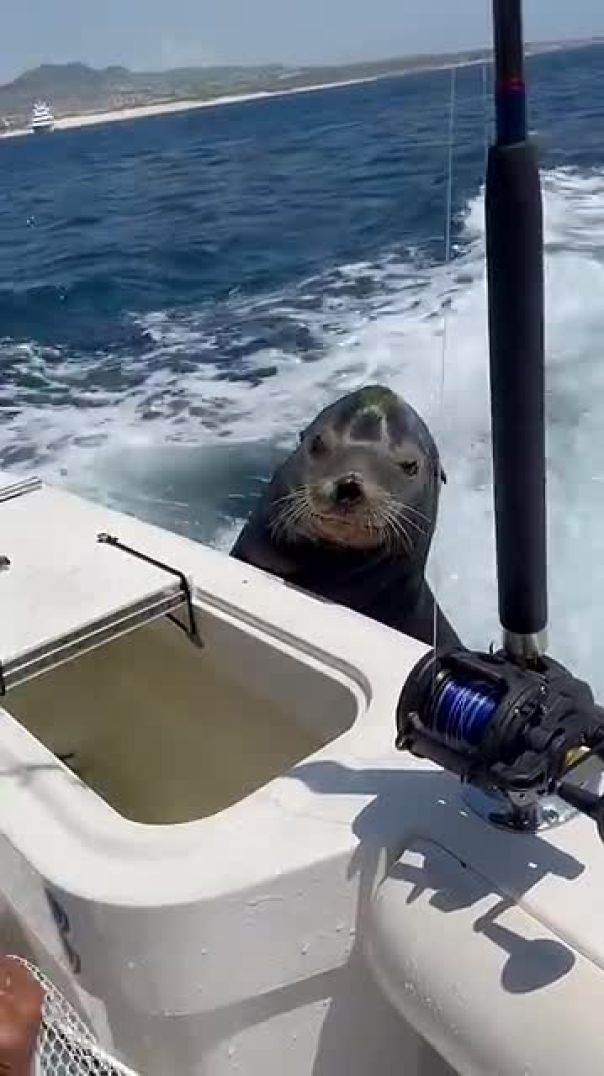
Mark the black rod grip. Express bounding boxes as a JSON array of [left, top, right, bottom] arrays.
[[493, 0, 525, 87], [486, 140, 547, 636]]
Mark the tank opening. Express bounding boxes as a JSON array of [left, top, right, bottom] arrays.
[[4, 609, 359, 824]]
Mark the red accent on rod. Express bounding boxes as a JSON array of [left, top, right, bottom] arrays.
[[496, 77, 525, 93]]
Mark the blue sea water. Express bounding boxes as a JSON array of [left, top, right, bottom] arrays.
[[1, 45, 604, 689]]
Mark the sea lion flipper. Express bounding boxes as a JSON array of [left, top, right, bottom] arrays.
[[230, 525, 298, 579]]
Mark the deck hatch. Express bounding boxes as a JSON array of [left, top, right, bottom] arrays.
[[0, 476, 196, 692]]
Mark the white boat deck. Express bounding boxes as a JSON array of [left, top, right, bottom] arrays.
[[0, 475, 186, 690], [1, 471, 604, 1075]]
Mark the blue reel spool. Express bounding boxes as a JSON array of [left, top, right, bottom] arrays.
[[429, 674, 500, 750]]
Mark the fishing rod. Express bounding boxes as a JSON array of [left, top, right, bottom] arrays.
[[395, 0, 604, 842], [487, 0, 547, 662]]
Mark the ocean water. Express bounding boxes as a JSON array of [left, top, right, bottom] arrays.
[[1, 45, 604, 694]]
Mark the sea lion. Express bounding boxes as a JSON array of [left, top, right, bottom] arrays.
[[230, 385, 459, 648]]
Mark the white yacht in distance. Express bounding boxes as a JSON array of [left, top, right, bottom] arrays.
[[30, 100, 55, 133]]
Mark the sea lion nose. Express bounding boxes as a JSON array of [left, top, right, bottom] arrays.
[[334, 476, 363, 506]]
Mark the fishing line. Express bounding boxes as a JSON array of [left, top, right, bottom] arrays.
[[428, 672, 500, 747], [431, 64, 456, 655]]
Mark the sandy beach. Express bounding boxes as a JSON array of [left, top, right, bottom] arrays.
[[48, 76, 384, 132], [0, 39, 592, 141], [1, 60, 483, 140]]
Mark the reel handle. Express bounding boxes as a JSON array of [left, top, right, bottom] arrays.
[[557, 784, 604, 843]]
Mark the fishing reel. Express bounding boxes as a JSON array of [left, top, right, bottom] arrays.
[[396, 647, 604, 840]]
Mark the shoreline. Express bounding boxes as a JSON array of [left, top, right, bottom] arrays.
[[0, 39, 589, 140], [0, 59, 487, 140]]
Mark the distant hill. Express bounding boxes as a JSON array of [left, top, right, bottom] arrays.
[[0, 40, 601, 130], [0, 60, 291, 125]]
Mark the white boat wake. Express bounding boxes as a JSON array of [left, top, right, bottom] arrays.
[[1, 166, 603, 692]]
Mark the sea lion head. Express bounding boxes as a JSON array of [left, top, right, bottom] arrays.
[[270, 385, 446, 560]]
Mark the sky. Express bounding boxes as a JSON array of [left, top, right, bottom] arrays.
[[3, 0, 604, 82]]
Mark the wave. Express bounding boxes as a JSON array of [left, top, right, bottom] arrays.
[[1, 166, 604, 692]]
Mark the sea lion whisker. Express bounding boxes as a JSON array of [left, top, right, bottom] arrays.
[[398, 521, 415, 556], [391, 500, 432, 524], [381, 494, 428, 525], [380, 506, 414, 555], [282, 502, 310, 539], [270, 509, 298, 537], [386, 522, 408, 556], [364, 510, 387, 548], [269, 514, 287, 541], [393, 513, 416, 555], [272, 489, 306, 510], [376, 505, 398, 546], [295, 489, 325, 542], [269, 492, 309, 540], [397, 508, 428, 537], [379, 513, 397, 555], [380, 494, 428, 537]]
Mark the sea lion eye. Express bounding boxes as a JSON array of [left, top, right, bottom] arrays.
[[309, 434, 327, 456], [399, 459, 419, 476]]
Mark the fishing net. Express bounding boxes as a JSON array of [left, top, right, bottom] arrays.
[[7, 956, 140, 1075]]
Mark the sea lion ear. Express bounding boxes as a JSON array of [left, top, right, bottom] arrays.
[[440, 465, 447, 485]]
